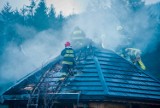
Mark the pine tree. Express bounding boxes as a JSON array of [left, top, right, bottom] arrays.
[[25, 0, 36, 26], [56, 11, 65, 29], [13, 9, 23, 24], [0, 2, 14, 45], [48, 4, 56, 29], [0, 14, 5, 55], [0, 2, 23, 52], [1, 2, 14, 23], [33, 0, 49, 30], [20, 6, 28, 25], [27, 0, 36, 16], [127, 0, 144, 12]]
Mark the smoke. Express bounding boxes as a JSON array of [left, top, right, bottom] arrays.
[[64, 2, 117, 49], [65, 0, 159, 53], [0, 0, 160, 94], [64, 0, 160, 77], [145, 0, 160, 5], [63, 0, 128, 50], [0, 25, 67, 94]]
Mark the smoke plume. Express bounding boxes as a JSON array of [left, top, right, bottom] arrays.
[[0, 26, 66, 94]]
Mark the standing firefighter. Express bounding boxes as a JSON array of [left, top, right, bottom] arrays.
[[71, 26, 87, 49], [125, 48, 146, 70], [61, 42, 75, 77]]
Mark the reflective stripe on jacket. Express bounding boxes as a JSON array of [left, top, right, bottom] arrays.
[[64, 54, 74, 57], [62, 61, 73, 65], [61, 48, 75, 65]]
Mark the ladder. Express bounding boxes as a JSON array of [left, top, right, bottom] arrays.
[[47, 45, 95, 107], [27, 63, 62, 108], [27, 44, 94, 108], [47, 72, 72, 108], [27, 89, 40, 108]]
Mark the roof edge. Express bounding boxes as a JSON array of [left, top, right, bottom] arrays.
[[2, 55, 62, 95]]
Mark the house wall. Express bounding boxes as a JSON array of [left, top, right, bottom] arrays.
[[3, 101, 160, 108], [88, 102, 160, 108], [0, 105, 8, 108], [88, 102, 128, 108]]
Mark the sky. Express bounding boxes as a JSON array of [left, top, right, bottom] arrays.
[[0, 0, 89, 16], [0, 0, 160, 16]]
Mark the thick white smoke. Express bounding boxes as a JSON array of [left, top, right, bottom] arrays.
[[0, 25, 66, 94], [65, 0, 159, 53], [64, 0, 130, 50]]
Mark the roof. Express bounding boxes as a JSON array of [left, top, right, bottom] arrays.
[[1, 45, 160, 105]]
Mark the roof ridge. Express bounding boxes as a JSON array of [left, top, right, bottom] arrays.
[[93, 56, 109, 95]]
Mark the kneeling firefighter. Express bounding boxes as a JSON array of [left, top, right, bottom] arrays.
[[125, 48, 146, 70]]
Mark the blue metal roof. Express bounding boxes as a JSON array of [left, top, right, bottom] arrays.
[[2, 46, 160, 104], [60, 48, 160, 102]]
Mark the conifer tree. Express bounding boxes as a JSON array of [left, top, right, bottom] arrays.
[[127, 0, 144, 12], [33, 0, 49, 30], [20, 6, 28, 25], [13, 9, 23, 24], [0, 2, 14, 43], [25, 0, 36, 26], [1, 2, 14, 23], [56, 11, 65, 29], [27, 0, 36, 16], [0, 14, 5, 55], [48, 4, 56, 29]]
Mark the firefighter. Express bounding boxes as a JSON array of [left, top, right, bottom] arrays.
[[125, 48, 146, 70], [71, 26, 87, 49], [60, 42, 75, 77], [71, 26, 86, 41]]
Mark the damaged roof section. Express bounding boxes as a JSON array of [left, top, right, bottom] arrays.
[[2, 45, 160, 104]]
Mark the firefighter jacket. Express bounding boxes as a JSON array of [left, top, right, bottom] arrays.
[[61, 47, 75, 65]]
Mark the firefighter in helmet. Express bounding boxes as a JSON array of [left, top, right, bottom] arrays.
[[60, 42, 75, 77], [71, 26, 87, 49], [125, 48, 146, 70]]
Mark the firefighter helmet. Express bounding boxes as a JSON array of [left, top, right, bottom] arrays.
[[65, 42, 71, 47]]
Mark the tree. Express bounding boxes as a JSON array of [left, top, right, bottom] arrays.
[[33, 0, 49, 30], [25, 0, 36, 26], [0, 2, 24, 54], [56, 11, 65, 29], [1, 2, 14, 23], [0, 2, 14, 52], [48, 4, 56, 29], [20, 6, 28, 25], [26, 0, 36, 16], [127, 0, 144, 12], [13, 9, 23, 24], [0, 14, 5, 55]]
